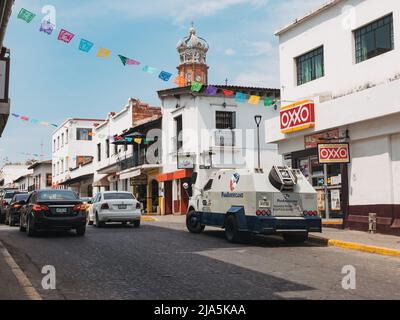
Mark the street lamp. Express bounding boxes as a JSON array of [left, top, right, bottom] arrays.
[[254, 115, 262, 172]]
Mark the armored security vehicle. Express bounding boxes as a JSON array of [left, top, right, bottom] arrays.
[[184, 166, 321, 243]]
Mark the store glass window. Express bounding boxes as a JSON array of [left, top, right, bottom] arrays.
[[355, 14, 394, 63]]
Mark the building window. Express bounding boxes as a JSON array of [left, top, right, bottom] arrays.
[[66, 129, 69, 144], [76, 128, 93, 141], [57, 136, 60, 150], [296, 46, 324, 86], [61, 133, 64, 147], [53, 139, 56, 152], [106, 139, 110, 158], [46, 174, 52, 187], [355, 13, 394, 63], [97, 143, 101, 162], [216, 111, 236, 129]]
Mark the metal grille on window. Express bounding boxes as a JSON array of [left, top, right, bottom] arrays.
[[354, 14, 393, 63]]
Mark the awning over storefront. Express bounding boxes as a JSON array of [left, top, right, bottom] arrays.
[[118, 164, 161, 180], [93, 175, 111, 187], [59, 174, 94, 186], [156, 169, 192, 183]]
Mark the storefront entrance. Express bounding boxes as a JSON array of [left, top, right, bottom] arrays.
[[291, 148, 349, 219]]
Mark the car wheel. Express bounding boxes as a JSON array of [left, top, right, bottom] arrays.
[[76, 226, 86, 236], [225, 215, 243, 243], [186, 210, 205, 234], [19, 216, 26, 232], [9, 218, 15, 227], [95, 213, 104, 228], [282, 233, 308, 244], [133, 220, 140, 228], [26, 217, 36, 237]]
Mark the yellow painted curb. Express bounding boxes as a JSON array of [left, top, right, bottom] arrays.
[[141, 216, 158, 222], [327, 239, 400, 258], [322, 221, 343, 226]]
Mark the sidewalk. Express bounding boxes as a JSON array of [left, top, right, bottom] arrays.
[[310, 228, 400, 258], [0, 241, 29, 300]]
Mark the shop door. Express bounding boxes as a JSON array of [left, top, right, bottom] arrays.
[[297, 156, 344, 219], [164, 181, 173, 215]]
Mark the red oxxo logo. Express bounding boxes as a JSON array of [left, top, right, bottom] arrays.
[[280, 100, 315, 134], [318, 144, 350, 164]]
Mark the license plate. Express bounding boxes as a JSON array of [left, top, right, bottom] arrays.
[[118, 205, 127, 209], [56, 208, 68, 214], [259, 200, 271, 208]]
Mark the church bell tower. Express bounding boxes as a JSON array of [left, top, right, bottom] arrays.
[[176, 23, 209, 85]]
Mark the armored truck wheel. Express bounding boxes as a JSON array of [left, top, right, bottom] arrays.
[[186, 211, 205, 234], [282, 233, 309, 244], [225, 215, 244, 243]]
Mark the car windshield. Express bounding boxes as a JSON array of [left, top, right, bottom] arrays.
[[104, 193, 134, 200], [14, 194, 29, 202], [4, 191, 17, 199], [38, 190, 78, 201]]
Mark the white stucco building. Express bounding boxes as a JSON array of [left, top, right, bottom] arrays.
[[52, 118, 104, 188], [265, 0, 400, 234], [0, 163, 32, 189]]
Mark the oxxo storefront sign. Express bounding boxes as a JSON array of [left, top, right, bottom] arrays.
[[280, 100, 315, 134], [318, 143, 350, 164]]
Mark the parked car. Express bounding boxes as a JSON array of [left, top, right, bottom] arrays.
[[0, 189, 27, 224], [19, 189, 87, 237], [80, 197, 93, 224], [89, 191, 141, 228], [5, 193, 30, 226]]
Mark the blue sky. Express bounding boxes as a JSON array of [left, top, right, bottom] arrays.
[[1, 0, 326, 164]]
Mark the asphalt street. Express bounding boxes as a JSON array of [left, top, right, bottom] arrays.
[[0, 219, 399, 300]]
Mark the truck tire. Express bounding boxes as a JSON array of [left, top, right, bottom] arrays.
[[269, 166, 298, 191], [282, 233, 308, 244], [225, 215, 243, 243], [186, 210, 205, 234]]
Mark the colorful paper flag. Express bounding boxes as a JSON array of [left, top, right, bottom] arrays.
[[11, 113, 20, 118], [79, 39, 94, 53], [191, 81, 203, 92], [134, 138, 142, 144], [118, 55, 140, 66], [144, 139, 149, 145], [125, 137, 133, 143], [40, 121, 49, 126], [235, 92, 247, 103], [58, 29, 75, 43], [39, 20, 55, 35], [96, 48, 111, 58], [174, 75, 186, 87], [20, 116, 29, 121], [159, 71, 173, 82], [248, 95, 261, 105], [18, 8, 36, 23], [142, 65, 156, 74], [206, 86, 218, 95], [223, 89, 234, 97], [30, 119, 39, 124], [51, 124, 58, 128], [264, 97, 274, 106]]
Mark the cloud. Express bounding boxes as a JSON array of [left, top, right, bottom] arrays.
[[225, 48, 236, 56]]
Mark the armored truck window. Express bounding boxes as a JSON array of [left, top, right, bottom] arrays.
[[203, 179, 213, 192], [354, 13, 394, 63]]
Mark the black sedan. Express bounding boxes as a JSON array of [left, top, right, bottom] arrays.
[[5, 193, 30, 226], [19, 189, 87, 237]]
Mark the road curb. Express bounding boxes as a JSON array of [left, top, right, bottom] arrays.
[[309, 235, 400, 258], [141, 216, 158, 222]]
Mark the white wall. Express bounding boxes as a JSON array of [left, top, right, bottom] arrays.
[[0, 165, 32, 187], [161, 93, 282, 190], [52, 119, 103, 185]]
